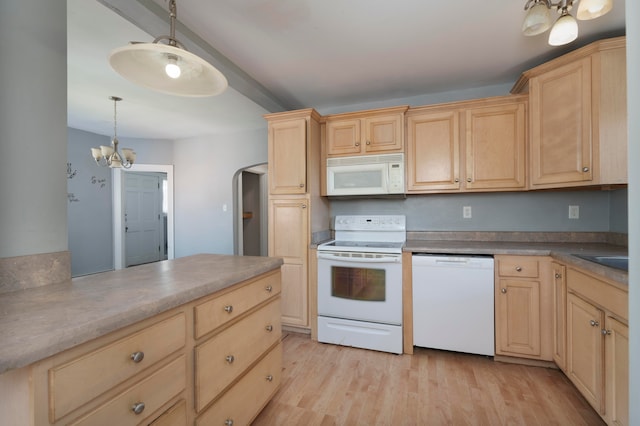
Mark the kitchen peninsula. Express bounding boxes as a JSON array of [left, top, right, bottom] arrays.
[[0, 254, 283, 425]]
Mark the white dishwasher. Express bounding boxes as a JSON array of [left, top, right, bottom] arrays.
[[412, 254, 495, 356]]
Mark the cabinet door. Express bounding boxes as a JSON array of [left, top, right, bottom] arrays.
[[268, 197, 309, 327], [495, 279, 541, 357], [326, 119, 362, 156], [268, 118, 307, 194], [604, 316, 628, 426], [406, 110, 460, 192], [529, 58, 592, 187], [364, 114, 403, 153], [566, 292, 604, 414], [552, 262, 567, 371], [465, 102, 526, 190]]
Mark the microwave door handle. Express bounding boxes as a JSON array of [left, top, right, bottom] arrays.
[[317, 253, 400, 263]]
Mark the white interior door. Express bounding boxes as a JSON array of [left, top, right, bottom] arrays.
[[125, 172, 162, 267]]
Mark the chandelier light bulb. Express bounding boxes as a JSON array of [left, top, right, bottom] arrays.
[[165, 55, 181, 79], [548, 10, 578, 46], [522, 2, 552, 36]]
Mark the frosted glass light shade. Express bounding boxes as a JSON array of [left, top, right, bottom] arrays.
[[109, 43, 228, 97], [522, 2, 552, 36], [577, 0, 613, 20], [548, 13, 578, 46]]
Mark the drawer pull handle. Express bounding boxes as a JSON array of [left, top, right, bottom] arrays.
[[266, 374, 274, 382], [555, 273, 562, 279], [590, 320, 600, 327], [225, 420, 234, 426], [130, 351, 145, 363], [224, 305, 233, 313], [515, 266, 522, 272], [583, 166, 590, 172], [265, 285, 273, 292], [265, 325, 273, 332], [131, 402, 145, 415], [226, 355, 235, 364], [501, 288, 507, 294], [602, 329, 611, 336]]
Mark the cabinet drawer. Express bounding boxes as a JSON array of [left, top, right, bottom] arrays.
[[196, 343, 282, 426], [195, 298, 281, 412], [497, 256, 539, 278], [194, 270, 281, 339], [149, 399, 187, 426], [49, 313, 186, 422], [69, 354, 186, 426], [567, 267, 628, 321]]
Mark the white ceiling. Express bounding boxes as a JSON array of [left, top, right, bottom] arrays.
[[67, 0, 626, 140]]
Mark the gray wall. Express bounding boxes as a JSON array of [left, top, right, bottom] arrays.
[[67, 129, 113, 276], [609, 188, 628, 233], [0, 0, 68, 258], [331, 190, 619, 232], [173, 128, 268, 257]]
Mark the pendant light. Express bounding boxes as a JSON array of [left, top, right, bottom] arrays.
[[522, 0, 613, 46], [109, 0, 227, 97], [90, 96, 136, 169]]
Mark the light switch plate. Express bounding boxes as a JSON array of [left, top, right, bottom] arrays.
[[569, 205, 579, 219], [463, 206, 472, 219]]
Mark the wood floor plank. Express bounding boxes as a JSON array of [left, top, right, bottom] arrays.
[[252, 333, 604, 425]]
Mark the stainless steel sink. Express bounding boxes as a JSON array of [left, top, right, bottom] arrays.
[[573, 255, 628, 271]]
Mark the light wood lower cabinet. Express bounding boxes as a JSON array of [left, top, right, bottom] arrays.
[[566, 266, 628, 425], [29, 269, 282, 425], [494, 256, 553, 360]]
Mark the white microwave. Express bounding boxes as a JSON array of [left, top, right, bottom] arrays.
[[326, 153, 405, 196]]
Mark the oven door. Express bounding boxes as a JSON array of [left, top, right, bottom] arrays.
[[317, 251, 402, 325]]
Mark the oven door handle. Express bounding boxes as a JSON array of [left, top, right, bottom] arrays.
[[317, 253, 401, 263]]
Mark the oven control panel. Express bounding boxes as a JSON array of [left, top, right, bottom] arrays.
[[334, 215, 406, 231]]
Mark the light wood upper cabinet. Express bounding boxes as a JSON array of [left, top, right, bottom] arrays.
[[267, 117, 308, 194], [407, 96, 526, 193], [494, 255, 553, 361], [325, 106, 408, 157], [406, 109, 461, 192], [513, 36, 627, 189]]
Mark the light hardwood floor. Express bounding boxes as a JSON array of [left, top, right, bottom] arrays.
[[253, 333, 604, 425]]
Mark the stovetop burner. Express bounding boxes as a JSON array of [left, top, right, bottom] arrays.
[[317, 215, 406, 254]]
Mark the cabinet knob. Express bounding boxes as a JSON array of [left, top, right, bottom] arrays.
[[582, 167, 590, 172], [301, 204, 307, 209], [130, 351, 145, 363], [225, 419, 234, 426], [602, 329, 612, 336], [467, 178, 472, 183], [226, 355, 235, 364], [454, 178, 459, 183], [265, 285, 273, 292], [299, 183, 304, 188], [501, 288, 507, 294], [355, 142, 360, 147], [515, 266, 522, 272], [224, 305, 233, 313], [555, 273, 562, 279], [131, 402, 145, 415], [265, 325, 273, 332], [366, 140, 371, 145], [266, 374, 274, 382], [590, 320, 600, 327]]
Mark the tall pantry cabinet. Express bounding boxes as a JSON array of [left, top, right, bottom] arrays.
[[264, 109, 330, 332]]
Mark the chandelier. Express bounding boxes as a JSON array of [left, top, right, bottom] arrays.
[[90, 96, 136, 169], [108, 0, 227, 97], [522, 0, 613, 46]]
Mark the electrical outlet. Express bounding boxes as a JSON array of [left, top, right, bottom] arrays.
[[568, 205, 579, 219], [463, 206, 472, 219], [223, 204, 228, 212]]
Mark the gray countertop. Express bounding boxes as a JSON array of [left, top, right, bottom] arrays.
[[404, 240, 628, 286], [0, 254, 283, 375]]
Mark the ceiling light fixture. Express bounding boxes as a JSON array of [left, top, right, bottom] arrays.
[[522, 0, 613, 46], [91, 96, 136, 169], [108, 0, 228, 97]]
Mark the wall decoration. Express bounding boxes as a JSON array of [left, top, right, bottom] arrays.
[[91, 175, 107, 189], [67, 162, 77, 179]]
